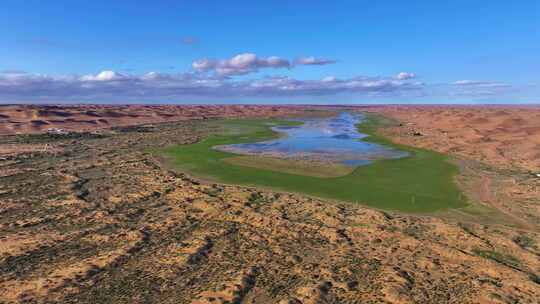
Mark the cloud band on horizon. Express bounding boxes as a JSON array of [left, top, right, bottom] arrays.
[[0, 70, 424, 102], [0, 52, 514, 103]]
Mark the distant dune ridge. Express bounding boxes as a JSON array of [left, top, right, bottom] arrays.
[[2, 104, 540, 172], [0, 104, 308, 135], [363, 105, 540, 172]]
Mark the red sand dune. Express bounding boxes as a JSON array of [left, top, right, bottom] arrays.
[[364, 105, 540, 171], [0, 105, 309, 136]]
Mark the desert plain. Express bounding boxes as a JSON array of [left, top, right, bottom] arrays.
[[0, 104, 539, 303]]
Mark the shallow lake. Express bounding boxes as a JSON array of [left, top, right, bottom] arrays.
[[216, 112, 408, 166]]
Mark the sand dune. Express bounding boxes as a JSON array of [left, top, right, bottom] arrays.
[[0, 105, 308, 135], [364, 105, 540, 171], [1, 112, 539, 303], [4, 104, 540, 171]]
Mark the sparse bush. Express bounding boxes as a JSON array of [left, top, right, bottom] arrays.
[[202, 188, 220, 197], [403, 225, 424, 238], [473, 249, 521, 269], [380, 211, 394, 220], [513, 235, 536, 249], [248, 191, 265, 204], [386, 226, 398, 232], [529, 273, 540, 285]]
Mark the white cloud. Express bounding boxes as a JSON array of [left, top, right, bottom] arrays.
[[192, 58, 215, 72], [321, 76, 337, 82], [0, 70, 423, 101], [396, 72, 416, 80], [192, 53, 290, 76], [295, 57, 336, 66], [446, 80, 514, 98], [453, 80, 510, 88], [80, 70, 127, 81]]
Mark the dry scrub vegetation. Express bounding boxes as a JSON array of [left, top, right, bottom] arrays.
[[0, 105, 539, 303]]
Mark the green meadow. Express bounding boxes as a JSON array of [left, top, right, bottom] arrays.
[[159, 113, 467, 213]]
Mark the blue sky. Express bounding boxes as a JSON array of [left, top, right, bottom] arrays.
[[0, 0, 538, 104]]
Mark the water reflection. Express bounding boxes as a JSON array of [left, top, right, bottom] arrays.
[[216, 112, 408, 166]]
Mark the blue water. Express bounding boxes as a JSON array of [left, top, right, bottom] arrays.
[[216, 112, 408, 166]]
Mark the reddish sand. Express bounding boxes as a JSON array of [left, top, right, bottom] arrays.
[[1, 105, 539, 303], [3, 104, 540, 172], [363, 105, 540, 172], [0, 104, 308, 135]]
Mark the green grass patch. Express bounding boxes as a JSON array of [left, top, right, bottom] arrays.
[[159, 114, 467, 213]]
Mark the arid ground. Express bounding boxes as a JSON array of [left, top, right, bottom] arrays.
[[0, 105, 309, 136], [0, 105, 539, 303]]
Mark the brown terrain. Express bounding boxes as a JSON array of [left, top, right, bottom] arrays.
[[365, 105, 540, 172], [0, 105, 307, 136], [0, 105, 539, 303], [365, 105, 540, 230]]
